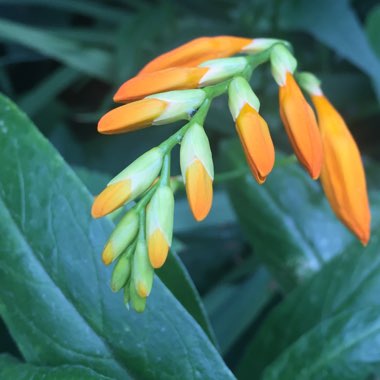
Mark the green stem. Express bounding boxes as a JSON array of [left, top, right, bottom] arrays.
[[160, 154, 171, 186], [135, 184, 158, 213]]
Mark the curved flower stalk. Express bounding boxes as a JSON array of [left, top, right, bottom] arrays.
[[92, 36, 371, 312]]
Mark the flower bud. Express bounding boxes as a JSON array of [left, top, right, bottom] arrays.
[[110, 247, 133, 292], [139, 36, 253, 74], [198, 57, 248, 86], [132, 240, 154, 298], [297, 72, 323, 96], [146, 185, 174, 268], [180, 123, 214, 221], [311, 94, 371, 245], [242, 38, 291, 53], [129, 277, 147, 313], [279, 72, 323, 179], [101, 209, 139, 265], [228, 77, 260, 121], [92, 147, 163, 218], [148, 89, 206, 124], [114, 68, 208, 102], [270, 44, 297, 86]]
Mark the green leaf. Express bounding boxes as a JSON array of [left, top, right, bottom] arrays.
[[262, 307, 380, 380], [0, 93, 234, 380], [366, 5, 380, 58], [0, 354, 114, 380], [222, 139, 357, 290], [280, 0, 380, 100], [204, 267, 274, 354], [0, 18, 113, 82], [237, 223, 380, 379]]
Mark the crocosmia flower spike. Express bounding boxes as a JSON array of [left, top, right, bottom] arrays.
[[299, 73, 371, 245], [91, 35, 371, 312]]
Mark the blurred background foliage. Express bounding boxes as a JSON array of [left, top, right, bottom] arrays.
[[1, 0, 380, 378]]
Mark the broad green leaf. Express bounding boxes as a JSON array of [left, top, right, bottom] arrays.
[[366, 5, 380, 58], [204, 267, 274, 354], [222, 139, 358, 290], [237, 224, 380, 379], [0, 18, 113, 81], [0, 354, 113, 380], [0, 93, 234, 380], [262, 307, 380, 380], [279, 0, 380, 100]]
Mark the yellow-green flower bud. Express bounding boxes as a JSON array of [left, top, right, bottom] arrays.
[[270, 44, 297, 86], [198, 57, 248, 86], [110, 247, 133, 292], [101, 209, 139, 265], [297, 72, 323, 96], [228, 77, 260, 120], [123, 282, 130, 308], [147, 89, 206, 124], [129, 276, 147, 313], [132, 240, 154, 298], [146, 185, 174, 269], [92, 147, 164, 218], [180, 123, 214, 221]]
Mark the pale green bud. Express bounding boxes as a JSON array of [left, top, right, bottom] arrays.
[[228, 77, 260, 120], [198, 57, 248, 86], [132, 240, 154, 298], [102, 209, 139, 265], [270, 44, 297, 86], [297, 72, 323, 96], [148, 90, 206, 124], [110, 247, 133, 292], [180, 123, 214, 182], [129, 277, 146, 313], [242, 38, 291, 53], [108, 147, 163, 199]]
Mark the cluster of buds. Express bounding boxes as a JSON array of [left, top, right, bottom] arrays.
[[92, 36, 371, 312]]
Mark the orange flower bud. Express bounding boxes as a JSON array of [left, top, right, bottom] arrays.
[[99, 90, 206, 134], [139, 36, 252, 74], [98, 98, 167, 134], [180, 123, 214, 221], [279, 72, 323, 179], [236, 104, 275, 183], [311, 94, 371, 245], [185, 160, 213, 222], [113, 67, 208, 102]]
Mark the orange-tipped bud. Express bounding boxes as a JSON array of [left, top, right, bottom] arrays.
[[92, 148, 163, 218], [270, 45, 323, 179], [146, 186, 174, 268], [101, 209, 139, 265], [139, 36, 252, 74], [228, 77, 275, 183], [98, 98, 167, 134], [180, 123, 214, 221], [279, 72, 323, 179], [98, 90, 206, 135], [236, 104, 275, 183], [133, 240, 154, 298], [311, 94, 371, 245], [114, 67, 208, 102]]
